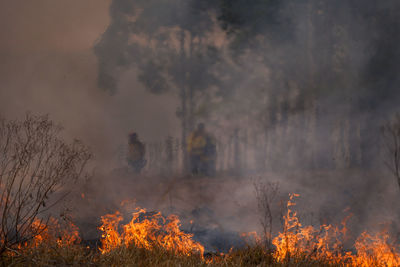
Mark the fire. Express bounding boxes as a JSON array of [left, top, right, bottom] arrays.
[[21, 217, 80, 249], [352, 231, 400, 266], [98, 208, 204, 257], [272, 194, 400, 266], [6, 194, 400, 267], [271, 193, 347, 263]]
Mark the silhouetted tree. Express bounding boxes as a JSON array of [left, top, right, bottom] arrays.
[[95, 0, 221, 171]]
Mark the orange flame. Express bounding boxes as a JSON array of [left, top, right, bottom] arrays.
[[352, 230, 400, 266], [8, 193, 400, 267], [21, 217, 80, 249], [272, 194, 400, 266], [98, 208, 204, 257]]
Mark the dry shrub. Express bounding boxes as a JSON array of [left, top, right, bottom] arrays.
[[254, 179, 279, 249], [382, 114, 400, 189], [0, 114, 91, 255]]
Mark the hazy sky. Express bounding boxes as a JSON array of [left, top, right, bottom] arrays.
[[0, 0, 180, 169]]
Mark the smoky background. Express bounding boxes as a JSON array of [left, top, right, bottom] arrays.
[[1, 0, 400, 251]]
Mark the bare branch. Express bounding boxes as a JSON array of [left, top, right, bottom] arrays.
[[382, 114, 400, 190], [0, 114, 91, 254], [254, 178, 279, 249]]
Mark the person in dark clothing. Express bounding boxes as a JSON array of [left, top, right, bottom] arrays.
[[127, 132, 146, 173]]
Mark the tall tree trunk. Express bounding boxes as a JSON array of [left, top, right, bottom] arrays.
[[179, 28, 188, 173], [188, 32, 195, 132], [233, 128, 240, 174], [306, 0, 317, 169]]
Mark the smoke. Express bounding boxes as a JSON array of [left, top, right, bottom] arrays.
[[89, 0, 400, 246], [0, 0, 181, 171], [1, 0, 400, 251]]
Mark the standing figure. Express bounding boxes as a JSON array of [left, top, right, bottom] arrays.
[[127, 132, 146, 173], [187, 123, 216, 176]]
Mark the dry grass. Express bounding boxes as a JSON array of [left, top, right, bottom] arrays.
[[3, 242, 343, 267]]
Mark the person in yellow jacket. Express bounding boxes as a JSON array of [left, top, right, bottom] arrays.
[[127, 132, 146, 173], [187, 123, 216, 176]]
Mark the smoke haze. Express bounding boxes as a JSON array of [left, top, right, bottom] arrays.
[[0, 0, 180, 171], [1, 0, 400, 251]]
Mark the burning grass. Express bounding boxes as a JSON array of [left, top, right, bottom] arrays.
[[272, 194, 400, 266], [98, 208, 204, 256], [3, 195, 400, 266], [4, 218, 90, 266]]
